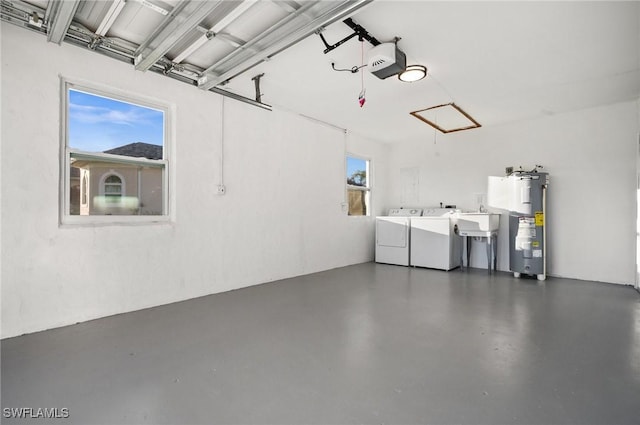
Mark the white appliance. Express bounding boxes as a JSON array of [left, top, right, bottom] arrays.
[[375, 208, 423, 266], [488, 171, 549, 280], [366, 43, 407, 79], [410, 208, 461, 271]]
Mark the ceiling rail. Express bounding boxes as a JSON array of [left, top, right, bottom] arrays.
[[45, 0, 79, 44], [198, 0, 320, 80], [197, 0, 373, 90], [0, 0, 272, 111], [134, 0, 227, 71]]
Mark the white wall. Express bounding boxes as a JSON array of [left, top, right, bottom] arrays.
[[386, 100, 639, 285], [0, 24, 388, 338]]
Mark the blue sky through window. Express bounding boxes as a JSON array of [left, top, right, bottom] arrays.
[[347, 156, 367, 186], [347, 156, 367, 177], [68, 89, 164, 152]]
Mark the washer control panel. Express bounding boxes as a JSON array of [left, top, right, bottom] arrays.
[[421, 208, 455, 217]]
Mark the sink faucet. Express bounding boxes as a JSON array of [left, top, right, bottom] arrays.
[[478, 204, 486, 213]]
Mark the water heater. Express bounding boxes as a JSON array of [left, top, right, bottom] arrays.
[[488, 171, 549, 280]]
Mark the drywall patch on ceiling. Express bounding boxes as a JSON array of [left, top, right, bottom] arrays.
[[410, 102, 481, 133]]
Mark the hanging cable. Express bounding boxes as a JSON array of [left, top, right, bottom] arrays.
[[358, 40, 366, 107], [219, 96, 225, 189], [433, 109, 438, 145], [429, 73, 456, 104], [331, 62, 367, 73]]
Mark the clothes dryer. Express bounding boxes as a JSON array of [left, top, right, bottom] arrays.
[[375, 208, 423, 266]]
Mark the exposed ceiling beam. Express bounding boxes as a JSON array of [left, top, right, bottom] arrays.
[[130, 0, 169, 16], [197, 0, 373, 90], [171, 34, 209, 64], [96, 0, 127, 36], [272, 1, 301, 14], [192, 25, 252, 50], [0, 0, 272, 111], [197, 0, 320, 85], [209, 0, 258, 34], [135, 1, 187, 55], [45, 0, 80, 44], [172, 0, 258, 64], [134, 0, 225, 72], [271, 0, 313, 19], [215, 32, 252, 50]]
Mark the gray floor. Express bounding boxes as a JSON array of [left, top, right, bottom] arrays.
[[2, 263, 640, 425]]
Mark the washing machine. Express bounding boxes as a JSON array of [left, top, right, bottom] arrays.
[[410, 208, 461, 270], [375, 208, 423, 266]]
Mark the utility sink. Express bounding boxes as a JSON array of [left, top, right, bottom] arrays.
[[455, 213, 500, 236]]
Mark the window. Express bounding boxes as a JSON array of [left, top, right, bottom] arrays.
[[81, 174, 88, 206], [61, 79, 170, 224], [346, 155, 370, 216], [101, 173, 124, 202]]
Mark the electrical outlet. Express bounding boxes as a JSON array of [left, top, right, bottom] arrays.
[[216, 184, 226, 195]]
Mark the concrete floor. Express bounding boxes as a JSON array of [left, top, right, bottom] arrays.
[[2, 263, 640, 424]]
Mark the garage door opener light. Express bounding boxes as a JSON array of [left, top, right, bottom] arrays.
[[398, 64, 427, 82]]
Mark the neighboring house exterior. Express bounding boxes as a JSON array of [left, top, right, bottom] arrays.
[[69, 167, 81, 215], [70, 142, 163, 216]]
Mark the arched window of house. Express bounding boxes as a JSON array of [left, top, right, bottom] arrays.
[[103, 174, 123, 202]]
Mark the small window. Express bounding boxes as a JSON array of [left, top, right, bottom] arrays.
[[102, 173, 124, 203], [61, 79, 170, 224], [346, 155, 370, 216], [81, 173, 88, 206]]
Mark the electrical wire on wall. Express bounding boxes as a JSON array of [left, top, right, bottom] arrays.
[[218, 96, 226, 194], [343, 130, 349, 211]]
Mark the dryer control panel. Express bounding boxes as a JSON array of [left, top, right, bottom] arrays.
[[388, 208, 423, 217]]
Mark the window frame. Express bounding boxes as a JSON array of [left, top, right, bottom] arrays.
[[59, 77, 173, 226], [345, 153, 372, 217]]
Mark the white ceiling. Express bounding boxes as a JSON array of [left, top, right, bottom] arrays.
[[5, 1, 640, 144], [225, 1, 640, 143]]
